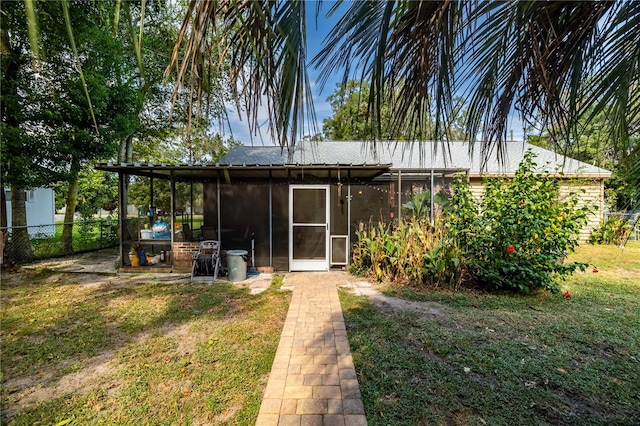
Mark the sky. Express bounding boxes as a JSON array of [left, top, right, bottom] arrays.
[[226, 2, 343, 146], [226, 2, 525, 146]]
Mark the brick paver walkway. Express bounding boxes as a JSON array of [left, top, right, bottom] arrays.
[[256, 273, 368, 426]]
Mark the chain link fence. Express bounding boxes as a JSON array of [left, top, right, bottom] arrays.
[[1, 218, 118, 265]]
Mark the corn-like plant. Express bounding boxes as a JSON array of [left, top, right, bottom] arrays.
[[351, 217, 465, 289]]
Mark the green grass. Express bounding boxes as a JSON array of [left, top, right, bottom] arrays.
[[27, 219, 118, 259], [340, 242, 640, 425], [1, 270, 290, 425]]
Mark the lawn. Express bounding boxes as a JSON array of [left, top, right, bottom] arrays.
[[0, 270, 290, 425], [340, 242, 640, 425], [2, 243, 638, 425]]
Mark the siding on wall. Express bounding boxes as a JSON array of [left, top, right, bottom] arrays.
[[4, 188, 56, 236], [559, 180, 604, 241], [468, 177, 604, 242]]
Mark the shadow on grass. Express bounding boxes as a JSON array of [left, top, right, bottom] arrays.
[[340, 286, 640, 426], [1, 268, 290, 424]]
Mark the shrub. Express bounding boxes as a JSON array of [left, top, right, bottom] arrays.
[[350, 217, 465, 289], [589, 216, 631, 245], [448, 151, 594, 293]]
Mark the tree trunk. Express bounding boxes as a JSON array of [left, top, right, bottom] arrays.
[[10, 184, 34, 262], [1, 187, 7, 265], [61, 175, 80, 255], [119, 134, 134, 163]]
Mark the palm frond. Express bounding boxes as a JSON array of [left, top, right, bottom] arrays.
[[167, 0, 316, 149], [61, 0, 98, 133], [581, 1, 640, 157], [24, 0, 41, 59], [460, 1, 612, 165]]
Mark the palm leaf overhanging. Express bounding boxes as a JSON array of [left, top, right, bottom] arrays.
[[170, 0, 639, 163], [167, 0, 316, 148]]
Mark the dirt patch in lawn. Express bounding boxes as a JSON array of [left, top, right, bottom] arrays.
[[1, 251, 288, 425], [341, 279, 447, 320], [2, 351, 119, 419]]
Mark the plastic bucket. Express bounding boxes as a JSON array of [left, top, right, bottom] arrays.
[[140, 229, 153, 239], [227, 250, 248, 282]]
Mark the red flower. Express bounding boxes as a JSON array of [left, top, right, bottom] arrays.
[[519, 200, 525, 205], [507, 245, 515, 254], [592, 267, 599, 273], [563, 291, 571, 299]]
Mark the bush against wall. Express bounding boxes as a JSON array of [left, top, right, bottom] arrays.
[[589, 216, 633, 245], [350, 217, 465, 289], [448, 151, 594, 293]]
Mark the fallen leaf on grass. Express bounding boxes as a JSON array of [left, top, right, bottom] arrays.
[[55, 420, 72, 426]]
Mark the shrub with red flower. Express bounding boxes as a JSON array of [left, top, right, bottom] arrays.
[[448, 150, 593, 294]]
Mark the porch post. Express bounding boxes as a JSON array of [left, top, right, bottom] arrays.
[[347, 170, 351, 266], [170, 171, 175, 254], [190, 181, 194, 232], [430, 168, 435, 220], [269, 170, 273, 267], [397, 170, 402, 222], [217, 175, 221, 240], [118, 171, 126, 268]]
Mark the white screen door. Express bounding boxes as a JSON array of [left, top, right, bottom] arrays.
[[289, 185, 330, 271]]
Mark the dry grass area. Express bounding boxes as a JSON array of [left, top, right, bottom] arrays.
[[1, 269, 290, 425]]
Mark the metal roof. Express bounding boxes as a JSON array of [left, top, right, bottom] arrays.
[[95, 141, 611, 180], [221, 141, 611, 177], [94, 162, 391, 181]]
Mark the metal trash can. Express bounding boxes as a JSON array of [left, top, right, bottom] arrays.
[[227, 250, 248, 282]]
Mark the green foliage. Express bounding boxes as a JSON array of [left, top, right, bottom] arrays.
[[54, 169, 118, 216], [322, 80, 468, 141], [401, 191, 431, 219], [589, 217, 633, 245], [350, 217, 465, 289], [402, 190, 451, 220], [448, 151, 593, 293]]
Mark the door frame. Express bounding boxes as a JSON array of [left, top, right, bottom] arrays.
[[289, 185, 330, 271]]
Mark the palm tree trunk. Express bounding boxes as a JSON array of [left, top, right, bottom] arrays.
[[10, 185, 34, 262], [119, 134, 134, 163]]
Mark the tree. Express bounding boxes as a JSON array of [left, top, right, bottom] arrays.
[[528, 111, 640, 211], [1, 1, 63, 261], [323, 80, 468, 141], [1, 1, 141, 257], [171, 1, 639, 175]]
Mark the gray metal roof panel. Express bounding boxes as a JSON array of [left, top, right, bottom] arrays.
[[218, 141, 611, 176]]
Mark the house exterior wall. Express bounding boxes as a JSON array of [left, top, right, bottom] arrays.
[[195, 173, 604, 274], [4, 188, 56, 236], [468, 177, 604, 242], [559, 180, 605, 241]]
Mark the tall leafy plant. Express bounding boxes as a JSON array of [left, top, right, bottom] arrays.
[[351, 217, 464, 289], [449, 151, 594, 293]]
